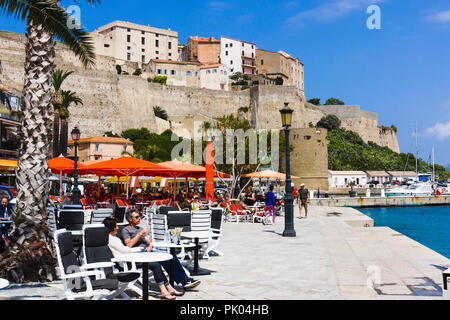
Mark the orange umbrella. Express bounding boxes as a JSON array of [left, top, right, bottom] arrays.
[[48, 155, 87, 198], [80, 156, 171, 198], [241, 170, 299, 180], [48, 155, 86, 174]]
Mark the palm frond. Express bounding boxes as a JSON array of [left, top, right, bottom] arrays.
[[52, 69, 74, 92], [61, 90, 83, 108], [0, 0, 30, 21]]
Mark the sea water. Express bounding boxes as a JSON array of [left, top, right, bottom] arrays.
[[360, 206, 450, 259]]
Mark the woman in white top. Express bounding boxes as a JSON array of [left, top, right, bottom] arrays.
[[103, 218, 183, 300]]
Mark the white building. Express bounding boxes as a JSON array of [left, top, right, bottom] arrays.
[[220, 36, 257, 76], [388, 171, 419, 183], [328, 171, 368, 188], [365, 171, 392, 184], [148, 59, 200, 87], [199, 64, 230, 91], [91, 21, 179, 68]]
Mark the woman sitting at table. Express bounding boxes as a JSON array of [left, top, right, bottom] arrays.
[[103, 217, 183, 300]]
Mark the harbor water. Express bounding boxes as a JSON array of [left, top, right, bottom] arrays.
[[360, 206, 450, 259]]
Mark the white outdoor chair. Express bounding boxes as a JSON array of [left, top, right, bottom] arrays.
[[190, 210, 212, 259], [89, 209, 114, 225], [54, 229, 125, 300], [203, 208, 224, 259]]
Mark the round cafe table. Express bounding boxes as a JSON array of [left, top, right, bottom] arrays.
[[180, 231, 212, 276], [152, 241, 196, 286], [117, 252, 172, 300]]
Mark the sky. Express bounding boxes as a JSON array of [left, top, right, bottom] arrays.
[[0, 0, 449, 166]]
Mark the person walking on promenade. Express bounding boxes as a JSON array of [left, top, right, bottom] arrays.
[[265, 185, 277, 224], [298, 184, 310, 219]]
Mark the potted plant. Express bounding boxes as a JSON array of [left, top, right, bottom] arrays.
[[348, 181, 357, 197]]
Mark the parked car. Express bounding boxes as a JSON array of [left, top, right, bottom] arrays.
[[383, 181, 394, 186], [367, 180, 380, 187]]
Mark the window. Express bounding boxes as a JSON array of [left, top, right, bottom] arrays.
[[171, 70, 176, 75], [104, 44, 110, 48], [155, 33, 159, 37], [127, 46, 131, 50], [127, 53, 131, 61], [186, 71, 192, 76], [178, 70, 182, 76], [164, 69, 167, 75], [127, 28, 130, 32], [123, 145, 127, 152], [141, 37, 145, 45], [195, 72, 198, 76], [157, 69, 162, 74], [169, 53, 172, 56], [230, 60, 233, 65], [156, 51, 159, 54], [127, 35, 131, 42], [242, 50, 245, 56], [168, 42, 172, 49], [95, 144, 100, 151], [156, 40, 159, 47], [225, 44, 228, 48], [141, 31, 145, 35], [230, 43, 233, 47], [261, 59, 264, 65], [242, 42, 244, 47], [207, 70, 211, 74], [142, 55, 145, 63], [225, 51, 228, 56], [213, 69, 217, 73], [142, 48, 145, 52]]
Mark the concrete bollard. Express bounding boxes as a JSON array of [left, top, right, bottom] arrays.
[[366, 189, 371, 198], [310, 190, 315, 199], [381, 189, 386, 198]]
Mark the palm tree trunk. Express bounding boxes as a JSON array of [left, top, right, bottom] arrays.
[[52, 113, 60, 157], [60, 118, 68, 156], [2, 19, 57, 283]]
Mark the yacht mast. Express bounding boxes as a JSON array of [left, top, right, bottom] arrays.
[[415, 122, 419, 180], [432, 145, 435, 182]]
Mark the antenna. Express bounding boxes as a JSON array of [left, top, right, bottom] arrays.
[[415, 121, 418, 179]]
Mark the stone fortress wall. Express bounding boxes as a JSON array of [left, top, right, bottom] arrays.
[[0, 31, 400, 154]]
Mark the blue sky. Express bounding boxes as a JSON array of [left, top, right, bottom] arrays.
[[1, 0, 449, 165]]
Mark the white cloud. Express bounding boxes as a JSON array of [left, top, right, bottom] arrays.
[[426, 9, 450, 23], [424, 122, 450, 140], [287, 0, 387, 25], [208, 1, 230, 12]]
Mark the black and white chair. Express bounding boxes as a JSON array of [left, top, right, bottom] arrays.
[[81, 225, 142, 299], [90, 209, 114, 225], [444, 268, 450, 299], [204, 208, 224, 259], [54, 229, 121, 300], [158, 206, 180, 215], [57, 210, 85, 231]]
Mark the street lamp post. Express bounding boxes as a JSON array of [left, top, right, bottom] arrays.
[[280, 103, 296, 237], [71, 127, 81, 205]]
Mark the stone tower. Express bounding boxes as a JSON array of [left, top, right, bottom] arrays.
[[280, 128, 329, 191]]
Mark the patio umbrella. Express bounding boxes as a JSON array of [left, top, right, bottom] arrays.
[[241, 170, 299, 180], [80, 156, 171, 198], [48, 155, 87, 198]]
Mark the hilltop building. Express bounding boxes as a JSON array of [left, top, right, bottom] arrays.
[[256, 48, 304, 92], [185, 36, 221, 65], [220, 36, 257, 75], [147, 59, 201, 87], [91, 21, 179, 68], [199, 64, 230, 91], [67, 137, 134, 162]]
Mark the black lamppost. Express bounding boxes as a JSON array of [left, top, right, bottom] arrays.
[[71, 127, 81, 205], [280, 103, 296, 237]]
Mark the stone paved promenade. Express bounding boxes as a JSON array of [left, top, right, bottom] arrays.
[[0, 206, 448, 300]]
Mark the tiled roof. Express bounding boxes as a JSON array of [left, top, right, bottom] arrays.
[[69, 136, 133, 145], [366, 171, 391, 176], [387, 171, 418, 177], [200, 64, 223, 69], [150, 59, 201, 65], [328, 170, 367, 175]]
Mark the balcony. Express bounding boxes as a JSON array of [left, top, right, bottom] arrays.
[[242, 55, 256, 60]]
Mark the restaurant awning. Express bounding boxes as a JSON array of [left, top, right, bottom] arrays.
[[0, 159, 18, 171], [241, 170, 299, 180]]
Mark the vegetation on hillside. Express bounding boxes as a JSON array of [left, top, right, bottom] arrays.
[[313, 117, 450, 181]]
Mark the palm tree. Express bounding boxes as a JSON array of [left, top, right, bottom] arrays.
[[52, 69, 74, 157], [0, 0, 98, 283], [59, 90, 83, 156]]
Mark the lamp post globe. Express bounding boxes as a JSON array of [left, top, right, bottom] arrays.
[[71, 127, 81, 205], [280, 103, 296, 237]]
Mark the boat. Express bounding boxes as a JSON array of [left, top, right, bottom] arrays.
[[385, 182, 434, 197]]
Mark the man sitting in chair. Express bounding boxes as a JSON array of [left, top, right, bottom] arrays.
[[121, 211, 201, 291]]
